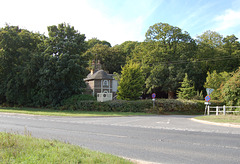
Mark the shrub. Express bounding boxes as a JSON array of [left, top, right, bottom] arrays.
[[192, 90, 204, 100], [106, 100, 152, 112], [61, 99, 152, 113], [61, 94, 97, 110], [151, 99, 204, 114], [60, 98, 207, 115]]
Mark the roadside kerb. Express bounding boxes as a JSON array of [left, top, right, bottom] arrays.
[[191, 118, 240, 128]]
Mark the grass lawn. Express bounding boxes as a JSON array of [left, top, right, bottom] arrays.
[[0, 107, 150, 117], [194, 115, 240, 125], [0, 132, 133, 164]]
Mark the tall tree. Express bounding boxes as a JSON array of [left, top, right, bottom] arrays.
[[204, 71, 231, 100], [222, 35, 240, 72], [143, 22, 197, 98], [37, 23, 88, 106], [86, 38, 111, 49], [177, 73, 196, 100], [84, 44, 125, 74], [220, 68, 240, 106], [0, 25, 42, 105], [117, 62, 144, 100]]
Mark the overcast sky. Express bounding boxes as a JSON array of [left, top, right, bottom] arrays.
[[1, 0, 240, 45]]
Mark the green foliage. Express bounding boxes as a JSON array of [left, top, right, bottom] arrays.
[[39, 23, 87, 106], [204, 70, 231, 100], [0, 132, 132, 164], [0, 22, 239, 109], [117, 62, 145, 100], [196, 31, 240, 73], [153, 99, 205, 114], [84, 44, 126, 74], [61, 100, 152, 113], [60, 98, 206, 115], [0, 25, 42, 105], [177, 73, 196, 99], [86, 37, 111, 49], [112, 72, 121, 82], [193, 90, 204, 100], [140, 22, 198, 98], [221, 68, 240, 106], [61, 94, 96, 110], [0, 24, 87, 107]]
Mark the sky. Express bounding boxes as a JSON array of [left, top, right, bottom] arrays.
[[1, 0, 240, 46]]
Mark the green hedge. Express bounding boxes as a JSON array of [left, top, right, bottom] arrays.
[[154, 99, 204, 114], [60, 100, 152, 112], [60, 98, 220, 114]]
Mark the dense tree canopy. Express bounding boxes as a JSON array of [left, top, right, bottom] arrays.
[[0, 21, 239, 106], [0, 23, 88, 107], [137, 23, 197, 98], [204, 71, 231, 100], [220, 68, 240, 106], [84, 43, 126, 74]]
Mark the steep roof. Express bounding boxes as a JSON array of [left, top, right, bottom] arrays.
[[84, 70, 113, 81]]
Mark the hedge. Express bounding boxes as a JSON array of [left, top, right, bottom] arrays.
[[60, 98, 222, 114]]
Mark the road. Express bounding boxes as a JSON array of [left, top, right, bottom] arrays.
[[0, 113, 240, 164]]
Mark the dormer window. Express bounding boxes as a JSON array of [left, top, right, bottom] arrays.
[[103, 80, 108, 87]]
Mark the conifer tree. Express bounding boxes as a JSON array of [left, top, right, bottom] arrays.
[[177, 73, 196, 99], [117, 62, 144, 100]]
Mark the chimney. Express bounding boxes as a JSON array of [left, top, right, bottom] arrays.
[[97, 60, 101, 70]]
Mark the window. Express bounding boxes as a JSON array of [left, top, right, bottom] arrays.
[[103, 80, 108, 87]]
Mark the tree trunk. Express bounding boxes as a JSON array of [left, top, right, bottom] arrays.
[[168, 91, 174, 99]]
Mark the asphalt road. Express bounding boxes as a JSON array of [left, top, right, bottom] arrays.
[[0, 113, 240, 164]]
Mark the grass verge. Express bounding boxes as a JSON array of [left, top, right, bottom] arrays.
[[0, 132, 132, 164], [0, 107, 150, 117], [194, 115, 240, 125]]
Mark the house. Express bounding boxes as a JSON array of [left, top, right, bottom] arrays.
[[84, 69, 118, 101]]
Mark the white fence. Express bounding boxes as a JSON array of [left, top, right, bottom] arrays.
[[207, 105, 240, 115]]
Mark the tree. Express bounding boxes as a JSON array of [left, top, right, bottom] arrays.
[[86, 37, 111, 49], [196, 30, 223, 48], [204, 70, 231, 100], [196, 31, 240, 74], [220, 68, 240, 106], [0, 25, 42, 105], [84, 44, 125, 74], [117, 62, 144, 100], [222, 35, 240, 72], [142, 22, 197, 98], [177, 73, 196, 99], [38, 23, 88, 106], [116, 41, 140, 60]]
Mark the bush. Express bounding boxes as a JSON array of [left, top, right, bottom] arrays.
[[152, 99, 204, 114], [61, 94, 97, 110], [106, 100, 152, 112], [61, 99, 152, 112], [60, 98, 208, 114]]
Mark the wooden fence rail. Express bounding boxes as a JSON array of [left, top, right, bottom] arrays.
[[207, 105, 240, 115]]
